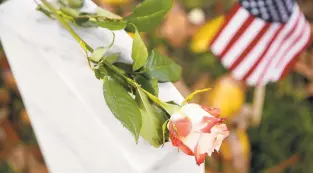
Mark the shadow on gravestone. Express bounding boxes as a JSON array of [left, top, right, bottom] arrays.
[[0, 0, 204, 173]]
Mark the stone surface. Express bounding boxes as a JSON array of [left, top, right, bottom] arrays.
[[0, 0, 204, 172]]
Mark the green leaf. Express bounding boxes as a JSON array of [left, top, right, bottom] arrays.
[[95, 65, 127, 87], [74, 14, 126, 29], [136, 88, 167, 147], [138, 88, 181, 115], [59, 0, 83, 8], [114, 62, 133, 74], [74, 13, 98, 27], [103, 76, 142, 142], [162, 119, 169, 145], [93, 18, 127, 30], [96, 7, 122, 19], [94, 66, 107, 80], [93, 33, 116, 63], [182, 88, 212, 105], [132, 28, 148, 71], [144, 50, 182, 82], [0, 161, 15, 173], [125, 0, 173, 32], [60, 7, 79, 17], [162, 102, 181, 115], [166, 101, 180, 106], [92, 47, 107, 62], [135, 75, 159, 96], [105, 53, 120, 64]]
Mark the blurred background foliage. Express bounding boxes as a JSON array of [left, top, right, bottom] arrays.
[[1, 0, 313, 172]]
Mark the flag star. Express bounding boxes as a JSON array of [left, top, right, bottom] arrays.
[[282, 14, 288, 21], [251, 8, 259, 15], [286, 0, 293, 5], [261, 12, 269, 20], [286, 1, 293, 10], [242, 1, 250, 7], [250, 1, 257, 7], [258, 1, 265, 6], [260, 7, 267, 13], [266, 0, 273, 5]]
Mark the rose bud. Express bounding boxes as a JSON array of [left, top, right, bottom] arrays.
[[168, 103, 229, 165]]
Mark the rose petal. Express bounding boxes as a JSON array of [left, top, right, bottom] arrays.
[[181, 104, 214, 125], [194, 135, 210, 165], [198, 116, 219, 133], [210, 124, 229, 151], [211, 124, 229, 135], [202, 107, 220, 117], [213, 134, 226, 152], [179, 143, 194, 156], [195, 152, 206, 165], [182, 132, 201, 152], [195, 133, 214, 154], [173, 117, 192, 137], [169, 133, 182, 147], [170, 133, 194, 155], [171, 111, 186, 121], [168, 103, 229, 162]]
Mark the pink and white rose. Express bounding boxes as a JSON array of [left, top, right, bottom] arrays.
[[168, 103, 229, 165]]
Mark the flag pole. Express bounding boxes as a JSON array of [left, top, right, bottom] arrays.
[[251, 85, 266, 126]]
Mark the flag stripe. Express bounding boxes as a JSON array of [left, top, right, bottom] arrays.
[[211, 7, 249, 56], [256, 12, 304, 84], [279, 25, 312, 80], [245, 6, 300, 84], [264, 13, 306, 84], [229, 23, 271, 71], [269, 16, 308, 81], [274, 16, 308, 69], [262, 22, 307, 84], [232, 24, 280, 79], [241, 25, 284, 81], [259, 20, 307, 85], [219, 15, 256, 60], [275, 23, 311, 80], [210, 3, 241, 48], [222, 18, 266, 67]]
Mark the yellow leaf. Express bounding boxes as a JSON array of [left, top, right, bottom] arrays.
[[20, 109, 31, 125], [237, 129, 250, 158], [128, 32, 135, 39], [182, 88, 211, 105], [220, 140, 232, 161], [127, 32, 145, 39], [190, 15, 225, 53], [207, 75, 245, 120], [220, 129, 250, 161]]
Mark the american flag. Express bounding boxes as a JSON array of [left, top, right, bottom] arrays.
[[210, 0, 312, 86]]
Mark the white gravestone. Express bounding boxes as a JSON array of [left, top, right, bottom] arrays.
[[0, 0, 204, 172]]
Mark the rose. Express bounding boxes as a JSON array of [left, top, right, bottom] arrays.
[[168, 104, 229, 165], [168, 103, 229, 165]]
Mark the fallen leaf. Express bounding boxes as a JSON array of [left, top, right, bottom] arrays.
[[0, 88, 10, 105], [160, 1, 189, 48], [207, 74, 245, 120], [190, 15, 225, 53]]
